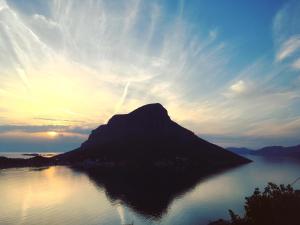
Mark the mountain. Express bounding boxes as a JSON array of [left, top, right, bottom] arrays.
[[56, 103, 251, 171], [51, 103, 251, 217], [254, 145, 300, 159], [227, 147, 254, 155], [227, 144, 300, 160]]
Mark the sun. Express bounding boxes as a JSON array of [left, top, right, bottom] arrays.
[[47, 131, 59, 138]]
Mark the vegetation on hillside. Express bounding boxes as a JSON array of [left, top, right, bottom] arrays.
[[208, 183, 300, 225]]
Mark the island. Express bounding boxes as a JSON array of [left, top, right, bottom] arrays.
[[0, 103, 251, 172]]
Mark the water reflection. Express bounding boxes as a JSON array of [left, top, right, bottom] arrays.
[[0, 167, 117, 225], [81, 169, 209, 218], [1, 156, 300, 225]]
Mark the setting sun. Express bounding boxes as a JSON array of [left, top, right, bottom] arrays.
[[47, 131, 59, 138]]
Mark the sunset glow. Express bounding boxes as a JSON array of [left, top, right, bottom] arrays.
[[47, 131, 59, 138], [0, 0, 300, 151]]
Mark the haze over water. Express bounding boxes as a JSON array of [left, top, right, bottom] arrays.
[[1, 156, 300, 225]]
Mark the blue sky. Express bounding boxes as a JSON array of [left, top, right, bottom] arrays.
[[0, 0, 300, 151]]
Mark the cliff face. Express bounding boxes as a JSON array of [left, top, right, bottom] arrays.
[[58, 103, 251, 170], [82, 103, 195, 148]]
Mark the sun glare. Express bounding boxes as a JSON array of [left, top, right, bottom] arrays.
[[47, 131, 59, 138]]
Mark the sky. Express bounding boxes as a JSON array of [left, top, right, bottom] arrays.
[[0, 0, 300, 151]]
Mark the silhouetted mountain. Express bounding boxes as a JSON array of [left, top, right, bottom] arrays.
[[0, 103, 250, 170], [56, 103, 250, 170], [0, 104, 252, 218], [254, 145, 300, 159], [53, 103, 250, 218], [227, 147, 254, 155]]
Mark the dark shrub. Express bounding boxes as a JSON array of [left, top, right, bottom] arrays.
[[208, 183, 300, 225]]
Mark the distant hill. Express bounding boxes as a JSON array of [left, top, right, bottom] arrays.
[[254, 145, 300, 158], [227, 145, 300, 160], [56, 103, 251, 171], [227, 147, 254, 155], [0, 155, 52, 169]]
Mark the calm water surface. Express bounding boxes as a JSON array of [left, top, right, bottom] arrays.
[[0, 152, 60, 159], [0, 155, 300, 225]]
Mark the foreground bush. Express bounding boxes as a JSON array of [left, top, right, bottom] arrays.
[[209, 183, 300, 225]]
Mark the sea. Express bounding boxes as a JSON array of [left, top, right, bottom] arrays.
[[0, 153, 300, 225]]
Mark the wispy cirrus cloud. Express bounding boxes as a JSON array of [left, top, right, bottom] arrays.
[[273, 0, 300, 72], [0, 0, 300, 149], [229, 80, 247, 95], [276, 35, 300, 61], [292, 57, 300, 70], [0, 0, 232, 125]]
